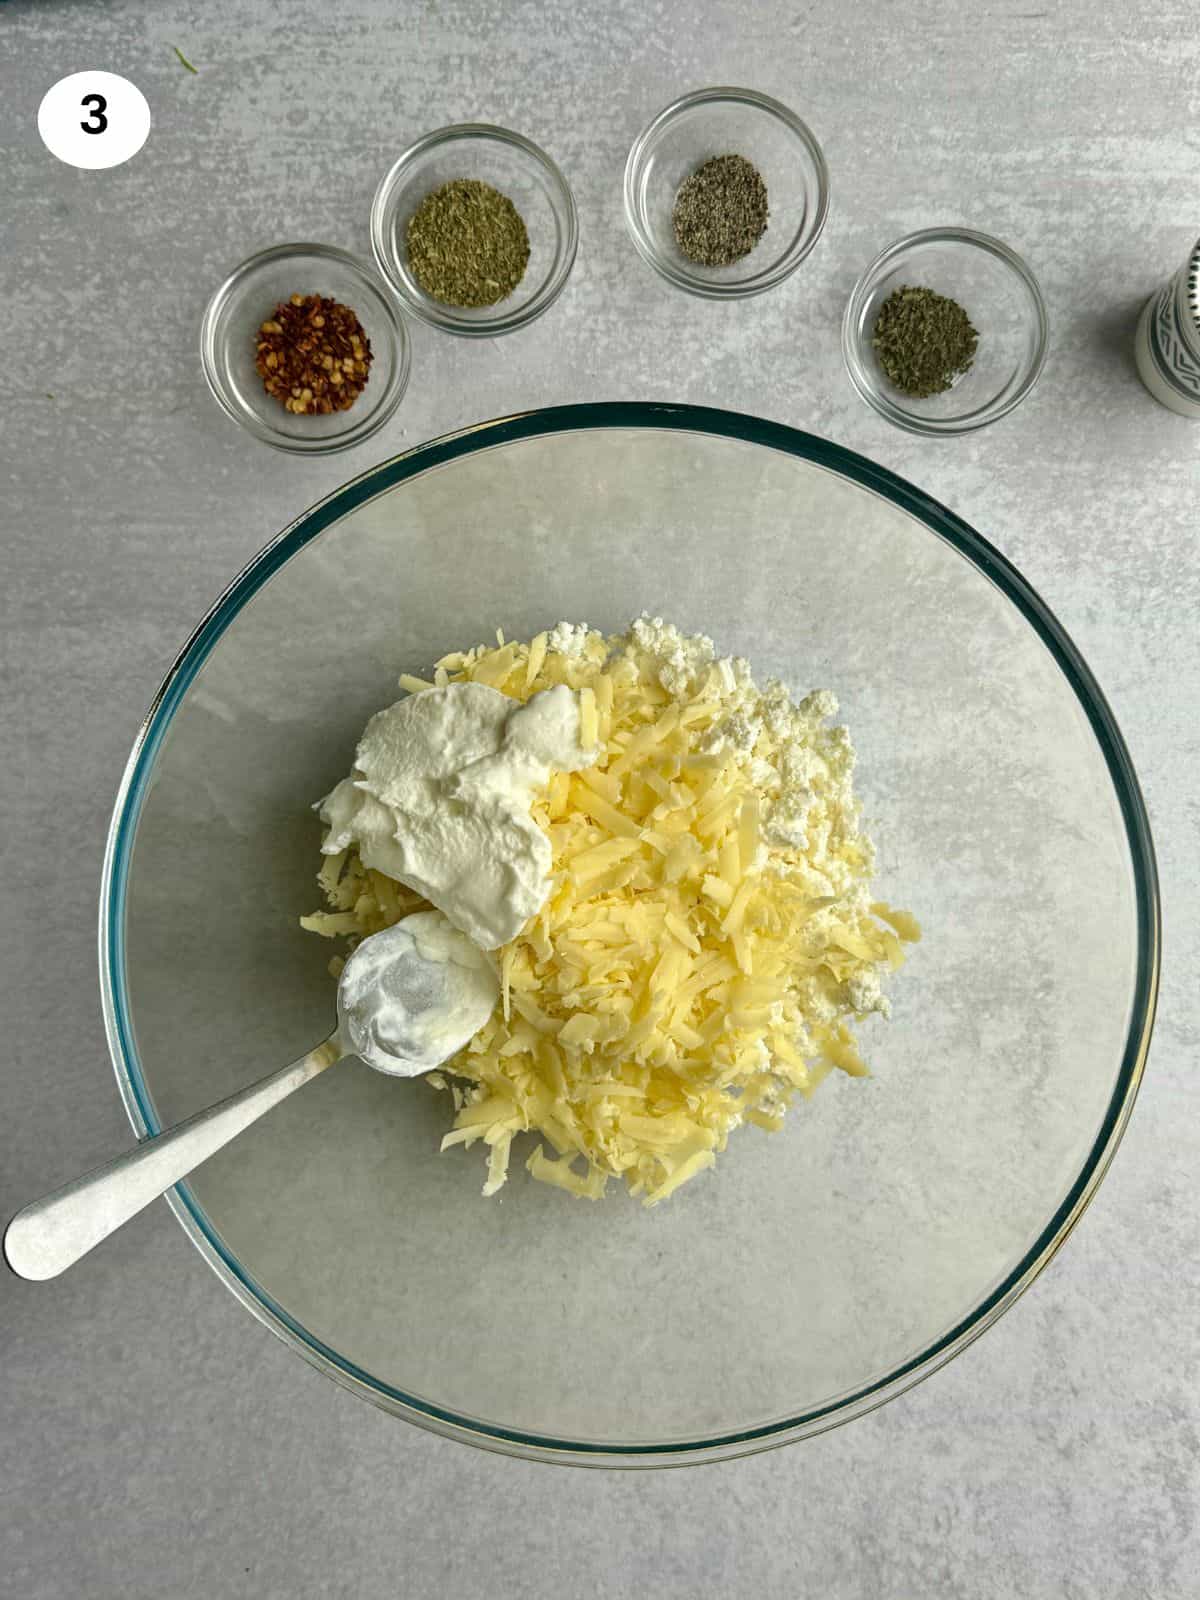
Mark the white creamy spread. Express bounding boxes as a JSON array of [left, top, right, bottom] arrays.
[[319, 680, 593, 949], [337, 910, 499, 1074]]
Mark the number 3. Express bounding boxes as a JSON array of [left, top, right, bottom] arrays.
[[80, 93, 108, 135]]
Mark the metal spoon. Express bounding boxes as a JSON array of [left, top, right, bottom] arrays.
[[3, 912, 498, 1281]]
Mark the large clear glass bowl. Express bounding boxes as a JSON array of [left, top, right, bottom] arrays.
[[101, 405, 1158, 1467]]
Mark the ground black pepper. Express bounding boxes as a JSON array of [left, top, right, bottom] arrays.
[[672, 154, 769, 268]]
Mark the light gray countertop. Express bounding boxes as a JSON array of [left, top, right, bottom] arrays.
[[2, 2, 1197, 1595]]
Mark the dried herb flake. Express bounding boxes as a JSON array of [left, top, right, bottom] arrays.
[[406, 179, 530, 309], [872, 284, 978, 398]]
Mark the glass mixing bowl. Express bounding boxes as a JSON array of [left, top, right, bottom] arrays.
[[101, 405, 1158, 1466]]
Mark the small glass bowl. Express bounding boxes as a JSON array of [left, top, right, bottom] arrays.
[[370, 123, 578, 337], [842, 228, 1049, 435], [200, 244, 410, 454], [623, 87, 829, 299]]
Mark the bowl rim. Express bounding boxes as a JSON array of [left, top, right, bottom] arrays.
[[369, 122, 579, 337], [99, 402, 1159, 1468], [622, 86, 830, 300], [841, 226, 1050, 436], [198, 242, 412, 455]]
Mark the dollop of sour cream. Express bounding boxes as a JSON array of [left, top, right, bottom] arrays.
[[319, 680, 594, 949], [336, 910, 499, 1074]]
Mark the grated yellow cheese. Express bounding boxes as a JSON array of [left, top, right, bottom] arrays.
[[578, 685, 599, 751], [524, 631, 548, 690], [872, 902, 922, 944], [306, 622, 919, 1205]]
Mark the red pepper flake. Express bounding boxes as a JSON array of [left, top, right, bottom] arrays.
[[255, 293, 372, 415]]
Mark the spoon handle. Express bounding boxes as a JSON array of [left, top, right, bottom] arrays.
[[3, 1036, 343, 1282]]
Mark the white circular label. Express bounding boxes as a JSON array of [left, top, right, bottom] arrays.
[[37, 72, 151, 170]]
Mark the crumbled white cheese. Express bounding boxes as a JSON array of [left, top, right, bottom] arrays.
[[628, 617, 861, 881], [794, 973, 839, 1023], [847, 967, 892, 1019], [749, 757, 780, 791], [547, 620, 591, 657], [629, 614, 718, 698], [764, 809, 810, 851], [801, 688, 840, 722], [701, 710, 762, 756]]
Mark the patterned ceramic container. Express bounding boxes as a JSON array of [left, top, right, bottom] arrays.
[[1134, 236, 1200, 417]]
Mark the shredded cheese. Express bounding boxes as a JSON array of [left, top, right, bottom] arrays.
[[306, 622, 919, 1205]]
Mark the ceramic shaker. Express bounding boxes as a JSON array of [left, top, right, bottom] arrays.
[[1135, 236, 1200, 417]]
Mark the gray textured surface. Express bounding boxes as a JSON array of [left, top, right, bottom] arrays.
[[1, 1, 1196, 1595]]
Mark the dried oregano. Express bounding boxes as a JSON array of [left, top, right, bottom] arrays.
[[872, 285, 978, 398], [406, 179, 531, 308]]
